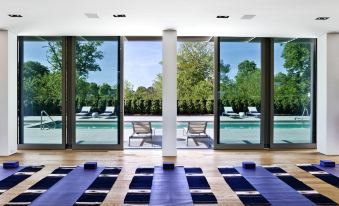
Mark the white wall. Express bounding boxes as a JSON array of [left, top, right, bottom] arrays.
[[317, 33, 339, 155], [0, 30, 18, 156], [162, 30, 177, 156]]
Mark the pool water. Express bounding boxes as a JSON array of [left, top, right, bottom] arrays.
[[29, 121, 310, 129]]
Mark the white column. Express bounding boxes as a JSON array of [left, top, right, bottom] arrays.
[[317, 33, 339, 155], [0, 31, 18, 156], [162, 30, 177, 156]]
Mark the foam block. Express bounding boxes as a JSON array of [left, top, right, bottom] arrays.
[[320, 160, 335, 167], [163, 162, 175, 170], [84, 162, 97, 169], [3, 161, 19, 169], [242, 162, 256, 169]]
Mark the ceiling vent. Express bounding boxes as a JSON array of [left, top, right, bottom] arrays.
[[315, 17, 330, 20], [216, 15, 229, 19], [241, 15, 256, 20], [8, 14, 23, 18], [85, 13, 99, 19], [113, 14, 126, 18]]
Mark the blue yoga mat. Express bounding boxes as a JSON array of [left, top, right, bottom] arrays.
[[30, 166, 104, 206], [313, 164, 339, 177], [0, 166, 24, 181], [150, 166, 193, 206], [236, 166, 315, 206]]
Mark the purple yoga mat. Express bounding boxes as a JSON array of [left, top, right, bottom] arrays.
[[236, 166, 315, 206], [150, 166, 193, 206], [313, 164, 339, 177], [0, 166, 24, 181], [30, 166, 104, 206]]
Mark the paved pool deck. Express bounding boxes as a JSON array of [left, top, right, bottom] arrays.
[[22, 115, 311, 148]]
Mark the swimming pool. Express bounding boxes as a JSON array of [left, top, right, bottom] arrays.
[[28, 121, 310, 129]]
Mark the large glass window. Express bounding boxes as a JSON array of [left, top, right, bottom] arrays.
[[75, 37, 120, 145], [177, 40, 214, 148], [19, 37, 63, 144], [273, 38, 315, 144], [123, 40, 162, 148], [218, 38, 262, 145]]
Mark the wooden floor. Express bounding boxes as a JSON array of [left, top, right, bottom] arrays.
[[0, 149, 338, 205]]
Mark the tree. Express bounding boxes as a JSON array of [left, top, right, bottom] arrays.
[[23, 61, 49, 78], [47, 40, 104, 77], [274, 42, 312, 114]]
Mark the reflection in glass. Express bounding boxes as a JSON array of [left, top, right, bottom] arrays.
[[219, 38, 261, 144], [21, 37, 63, 144], [75, 37, 119, 144], [273, 38, 314, 144]]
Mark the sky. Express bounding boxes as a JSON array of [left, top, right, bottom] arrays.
[[24, 40, 286, 89]]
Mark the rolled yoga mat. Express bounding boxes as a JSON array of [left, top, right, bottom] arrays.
[[6, 166, 75, 206], [264, 166, 337, 205], [30, 166, 104, 206], [125, 166, 217, 205], [218, 167, 270, 206], [149, 166, 193, 206], [0, 166, 44, 195], [313, 164, 339, 177], [298, 164, 339, 188], [236, 166, 315, 206]]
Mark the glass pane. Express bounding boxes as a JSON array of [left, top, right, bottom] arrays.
[[21, 37, 63, 144], [219, 38, 261, 144], [273, 38, 315, 144], [124, 40, 162, 148], [176, 41, 214, 148], [75, 37, 119, 145]]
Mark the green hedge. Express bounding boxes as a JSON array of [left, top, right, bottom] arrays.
[[124, 99, 213, 115]]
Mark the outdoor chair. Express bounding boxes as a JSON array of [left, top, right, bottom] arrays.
[[184, 121, 209, 146], [222, 107, 239, 117], [247, 107, 261, 117], [129, 121, 155, 146], [76, 106, 92, 116], [99, 106, 115, 117]]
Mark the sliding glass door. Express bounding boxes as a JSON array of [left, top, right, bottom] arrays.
[[73, 37, 121, 148], [18, 36, 122, 149], [216, 37, 263, 148], [18, 37, 65, 148], [215, 37, 316, 149], [273, 38, 316, 146]]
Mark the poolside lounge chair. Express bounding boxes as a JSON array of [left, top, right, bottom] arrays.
[[184, 121, 209, 146], [100, 106, 115, 117], [222, 107, 239, 117], [247, 107, 261, 117], [76, 106, 92, 116], [129, 121, 155, 147]]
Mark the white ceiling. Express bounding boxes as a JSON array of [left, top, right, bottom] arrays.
[[0, 0, 339, 37]]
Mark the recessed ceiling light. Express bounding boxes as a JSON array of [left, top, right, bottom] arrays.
[[113, 14, 126, 18], [241, 14, 256, 20], [85, 13, 99, 19], [216, 15, 229, 19], [315, 17, 330, 20], [8, 14, 23, 18]]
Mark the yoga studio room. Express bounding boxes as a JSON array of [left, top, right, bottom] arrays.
[[1, 0, 339, 205]]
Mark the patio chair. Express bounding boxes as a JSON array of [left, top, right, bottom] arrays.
[[247, 107, 261, 117], [129, 121, 155, 147], [222, 107, 239, 117], [184, 121, 209, 146], [76, 106, 92, 116], [99, 106, 115, 117]]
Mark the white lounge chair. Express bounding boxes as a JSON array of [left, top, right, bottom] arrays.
[[222, 107, 239, 117], [129, 121, 155, 147], [247, 107, 261, 117], [184, 122, 209, 146], [76, 106, 92, 116], [100, 106, 115, 117]]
